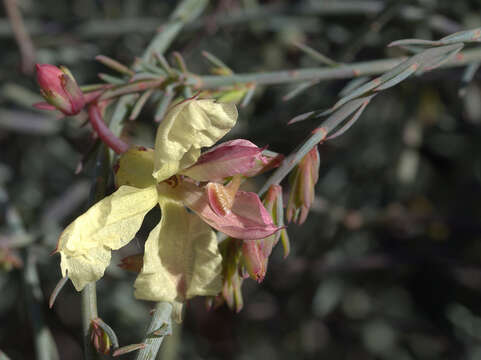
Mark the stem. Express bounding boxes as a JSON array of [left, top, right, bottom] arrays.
[[81, 143, 110, 360], [2, 0, 35, 74], [81, 283, 98, 359], [135, 302, 173, 360], [189, 47, 481, 89], [88, 103, 129, 154]]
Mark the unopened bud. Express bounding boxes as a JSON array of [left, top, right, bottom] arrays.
[[36, 64, 85, 115], [90, 319, 112, 355], [241, 240, 267, 282], [287, 146, 320, 224], [219, 239, 245, 313]]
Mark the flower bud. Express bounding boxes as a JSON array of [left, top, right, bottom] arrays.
[[241, 240, 267, 282], [90, 319, 112, 355], [36, 64, 85, 115], [287, 146, 320, 224], [219, 239, 245, 312]]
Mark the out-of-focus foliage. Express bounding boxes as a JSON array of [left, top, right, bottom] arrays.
[[1, 1, 481, 359]]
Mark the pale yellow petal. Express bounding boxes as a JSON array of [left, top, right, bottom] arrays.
[[134, 197, 222, 302], [115, 146, 156, 188], [58, 185, 158, 291], [152, 99, 238, 182]]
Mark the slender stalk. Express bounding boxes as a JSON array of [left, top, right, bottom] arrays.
[[81, 142, 110, 359], [88, 103, 129, 154], [135, 302, 173, 360], [81, 283, 98, 359], [189, 47, 481, 89], [2, 0, 35, 73]]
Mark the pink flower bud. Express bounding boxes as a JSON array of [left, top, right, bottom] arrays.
[[36, 64, 85, 115], [286, 145, 320, 224], [241, 239, 267, 282], [90, 319, 112, 355]]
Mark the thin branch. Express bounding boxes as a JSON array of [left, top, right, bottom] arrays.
[[189, 47, 481, 89], [2, 0, 35, 74]]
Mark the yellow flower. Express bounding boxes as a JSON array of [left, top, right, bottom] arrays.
[[56, 99, 237, 303]]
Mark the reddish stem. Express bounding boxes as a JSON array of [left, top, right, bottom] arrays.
[[88, 103, 129, 154]]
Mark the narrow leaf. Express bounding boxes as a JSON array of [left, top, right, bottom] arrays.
[[326, 97, 372, 140], [95, 55, 134, 76], [339, 76, 370, 97], [49, 274, 69, 308], [459, 62, 481, 97], [283, 81, 318, 101], [439, 27, 481, 44], [154, 52, 174, 75], [98, 73, 125, 85], [112, 343, 146, 357], [92, 318, 119, 349], [416, 45, 463, 74], [388, 39, 440, 47], [374, 63, 418, 91], [293, 42, 339, 67], [154, 87, 176, 122], [129, 89, 154, 121], [202, 51, 233, 74], [240, 84, 256, 108], [99, 80, 163, 101]]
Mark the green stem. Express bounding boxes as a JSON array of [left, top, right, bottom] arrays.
[[189, 47, 481, 89], [81, 143, 110, 359], [135, 302, 173, 360], [24, 250, 60, 360], [81, 283, 99, 359]]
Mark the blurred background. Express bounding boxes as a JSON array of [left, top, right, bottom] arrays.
[[1, 0, 481, 359]]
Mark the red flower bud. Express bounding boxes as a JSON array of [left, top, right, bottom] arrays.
[[35, 64, 85, 115]]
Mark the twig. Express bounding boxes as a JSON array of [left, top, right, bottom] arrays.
[[189, 47, 481, 89], [2, 0, 35, 74]]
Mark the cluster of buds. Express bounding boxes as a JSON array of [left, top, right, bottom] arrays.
[[287, 145, 320, 224], [35, 64, 85, 116], [211, 185, 289, 312]]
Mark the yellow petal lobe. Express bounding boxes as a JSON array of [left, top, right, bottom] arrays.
[[58, 185, 158, 291], [134, 197, 222, 302], [152, 99, 238, 182], [115, 146, 155, 188]]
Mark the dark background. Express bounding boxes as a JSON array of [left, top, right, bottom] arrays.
[[1, 0, 481, 359]]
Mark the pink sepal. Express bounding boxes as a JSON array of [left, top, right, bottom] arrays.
[[181, 139, 268, 181], [170, 182, 281, 240]]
